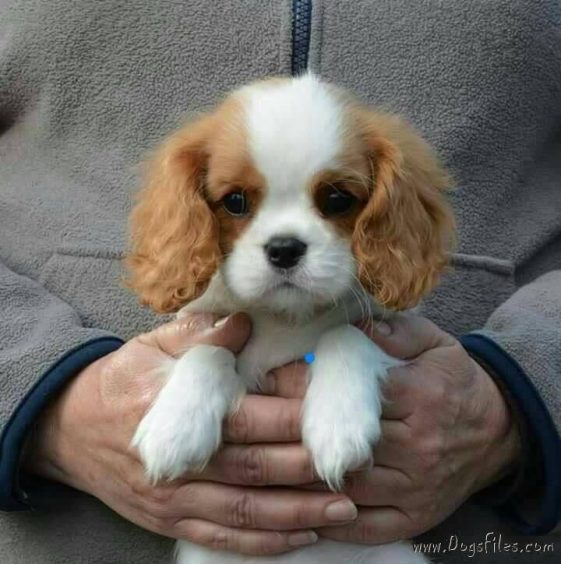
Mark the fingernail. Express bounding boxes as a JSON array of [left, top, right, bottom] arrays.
[[375, 321, 392, 336], [325, 499, 358, 522], [287, 531, 318, 547], [213, 316, 230, 328]]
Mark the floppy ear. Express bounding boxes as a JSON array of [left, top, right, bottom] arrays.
[[352, 110, 455, 310], [125, 115, 221, 313]]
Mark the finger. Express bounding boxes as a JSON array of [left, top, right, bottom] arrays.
[[342, 465, 414, 507], [175, 482, 358, 531], [261, 361, 309, 399], [223, 395, 302, 443], [319, 506, 415, 545], [357, 313, 455, 360], [201, 443, 316, 486], [381, 371, 419, 419], [175, 518, 318, 556], [300, 454, 414, 507], [139, 312, 251, 358]]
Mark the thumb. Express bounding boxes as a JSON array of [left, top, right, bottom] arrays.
[[357, 312, 455, 360], [139, 312, 252, 358]]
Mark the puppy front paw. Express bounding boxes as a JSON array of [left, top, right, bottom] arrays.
[[303, 413, 380, 491], [133, 397, 222, 482], [301, 325, 395, 491], [132, 345, 243, 482]]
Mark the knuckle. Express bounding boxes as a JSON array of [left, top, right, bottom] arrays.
[[237, 446, 267, 485], [446, 391, 463, 421], [141, 486, 177, 520], [129, 474, 151, 498], [427, 382, 448, 407], [285, 407, 302, 441], [177, 313, 212, 335], [416, 435, 445, 472], [344, 473, 371, 500], [355, 519, 379, 543], [248, 533, 286, 556], [142, 511, 175, 536], [257, 534, 285, 556], [202, 529, 284, 556], [383, 376, 407, 402], [146, 485, 175, 506], [153, 514, 178, 534], [289, 502, 312, 529], [176, 483, 200, 509], [208, 529, 232, 552], [184, 523, 233, 552], [297, 452, 316, 482], [228, 493, 256, 528], [228, 408, 250, 442]]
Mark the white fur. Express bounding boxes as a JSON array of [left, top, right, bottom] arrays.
[[133, 74, 428, 563], [223, 75, 355, 317], [243, 74, 343, 187], [303, 325, 399, 490], [132, 345, 245, 481]]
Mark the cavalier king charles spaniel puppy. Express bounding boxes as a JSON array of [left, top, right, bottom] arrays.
[[126, 73, 454, 563]]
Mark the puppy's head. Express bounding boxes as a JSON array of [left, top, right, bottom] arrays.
[[126, 74, 454, 315]]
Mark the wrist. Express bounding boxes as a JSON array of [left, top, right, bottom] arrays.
[[21, 357, 104, 492], [21, 394, 70, 486], [471, 358, 522, 493]]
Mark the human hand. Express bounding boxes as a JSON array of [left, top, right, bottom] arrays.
[[265, 315, 521, 545], [24, 313, 357, 556], [322, 314, 522, 544]]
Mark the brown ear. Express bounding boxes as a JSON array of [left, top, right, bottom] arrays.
[[352, 111, 455, 310], [125, 115, 221, 313]]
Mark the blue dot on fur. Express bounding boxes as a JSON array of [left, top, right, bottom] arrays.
[[304, 352, 315, 364]]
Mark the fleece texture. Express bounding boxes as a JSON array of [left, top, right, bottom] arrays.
[[0, 0, 292, 561], [0, 0, 560, 562]]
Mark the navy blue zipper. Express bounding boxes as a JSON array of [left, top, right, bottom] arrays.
[[291, 0, 312, 75]]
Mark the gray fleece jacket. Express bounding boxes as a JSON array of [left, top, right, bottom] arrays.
[[0, 0, 560, 562]]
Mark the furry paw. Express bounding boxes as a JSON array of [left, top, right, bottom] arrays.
[[303, 412, 380, 490], [302, 325, 394, 490], [133, 396, 222, 482], [132, 345, 243, 482]]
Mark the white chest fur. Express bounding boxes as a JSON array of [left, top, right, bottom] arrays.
[[179, 274, 374, 389], [235, 300, 366, 389]]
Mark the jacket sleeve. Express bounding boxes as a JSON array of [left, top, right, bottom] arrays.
[[0, 260, 123, 511], [460, 270, 561, 534]]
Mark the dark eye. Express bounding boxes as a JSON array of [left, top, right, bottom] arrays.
[[222, 191, 249, 216], [318, 185, 356, 216]]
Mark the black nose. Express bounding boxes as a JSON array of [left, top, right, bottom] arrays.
[[264, 237, 307, 269]]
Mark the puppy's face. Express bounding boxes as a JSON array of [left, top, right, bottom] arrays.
[[127, 75, 454, 315]]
